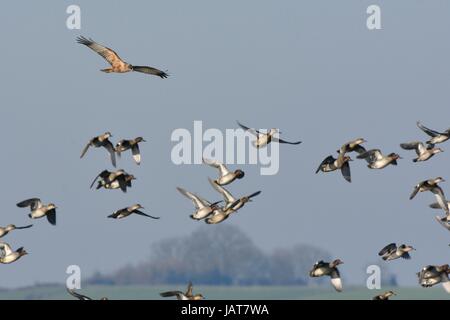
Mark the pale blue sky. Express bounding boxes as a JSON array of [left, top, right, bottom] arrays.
[[1, 0, 450, 288]]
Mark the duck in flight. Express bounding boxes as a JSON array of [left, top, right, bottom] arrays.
[[66, 288, 108, 300], [91, 169, 136, 193], [372, 291, 396, 300], [115, 137, 145, 165], [400, 141, 443, 162], [203, 158, 244, 186], [208, 178, 261, 213], [177, 187, 223, 220], [237, 121, 301, 148], [77, 36, 169, 78], [16, 198, 57, 226], [357, 149, 401, 169], [0, 224, 33, 238], [0, 242, 28, 264], [160, 282, 204, 300], [410, 177, 449, 217], [80, 132, 116, 167], [378, 243, 415, 261], [108, 204, 159, 220], [316, 154, 352, 183], [417, 121, 450, 145], [417, 264, 450, 293], [309, 259, 344, 292]]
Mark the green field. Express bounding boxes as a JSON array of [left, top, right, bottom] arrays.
[[0, 285, 447, 300]]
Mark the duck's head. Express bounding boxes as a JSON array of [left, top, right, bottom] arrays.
[[331, 259, 344, 267], [134, 204, 144, 210], [127, 175, 137, 181], [355, 138, 367, 144], [104, 132, 112, 138], [400, 244, 415, 252], [435, 177, 445, 183], [135, 137, 146, 143], [47, 203, 57, 210], [235, 170, 245, 179], [19, 249, 29, 257], [194, 294, 204, 300], [344, 156, 353, 162], [389, 153, 402, 160], [433, 147, 444, 154]]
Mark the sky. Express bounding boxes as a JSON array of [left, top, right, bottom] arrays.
[[0, 0, 450, 288]]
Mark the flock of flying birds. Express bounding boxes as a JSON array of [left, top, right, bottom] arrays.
[[1, 36, 449, 300]]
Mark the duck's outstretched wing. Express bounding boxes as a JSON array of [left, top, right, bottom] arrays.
[[134, 210, 160, 219], [15, 224, 33, 230], [67, 288, 93, 300], [185, 282, 193, 297], [330, 269, 343, 292], [131, 144, 141, 165], [272, 137, 302, 145], [177, 187, 210, 209], [208, 178, 235, 205], [16, 198, 42, 211], [132, 66, 169, 79], [340, 161, 351, 183], [46, 209, 56, 226], [315, 155, 335, 173], [409, 184, 421, 200], [103, 141, 117, 167], [77, 36, 125, 67], [431, 186, 450, 216], [160, 291, 183, 298], [400, 142, 423, 155], [429, 202, 449, 209], [0, 242, 13, 256], [80, 142, 91, 158], [378, 243, 396, 256], [90, 170, 110, 189], [417, 121, 441, 137], [203, 158, 231, 177], [357, 149, 383, 163], [237, 121, 260, 136]]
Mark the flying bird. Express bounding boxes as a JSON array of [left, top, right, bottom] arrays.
[[77, 36, 169, 78], [316, 155, 352, 183], [66, 288, 108, 300], [417, 264, 450, 293], [80, 132, 116, 167], [0, 242, 27, 264], [372, 291, 396, 300], [237, 121, 301, 148], [177, 187, 222, 220], [208, 178, 261, 213], [378, 243, 415, 261], [417, 121, 450, 145], [160, 282, 204, 300], [400, 141, 443, 162], [357, 149, 401, 169], [309, 259, 344, 292], [203, 158, 244, 186], [337, 138, 367, 157], [91, 169, 136, 193], [16, 198, 57, 225], [410, 177, 449, 217], [108, 204, 159, 220], [115, 137, 145, 165], [0, 224, 33, 238]]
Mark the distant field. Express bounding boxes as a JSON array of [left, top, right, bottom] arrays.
[[0, 285, 447, 300]]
